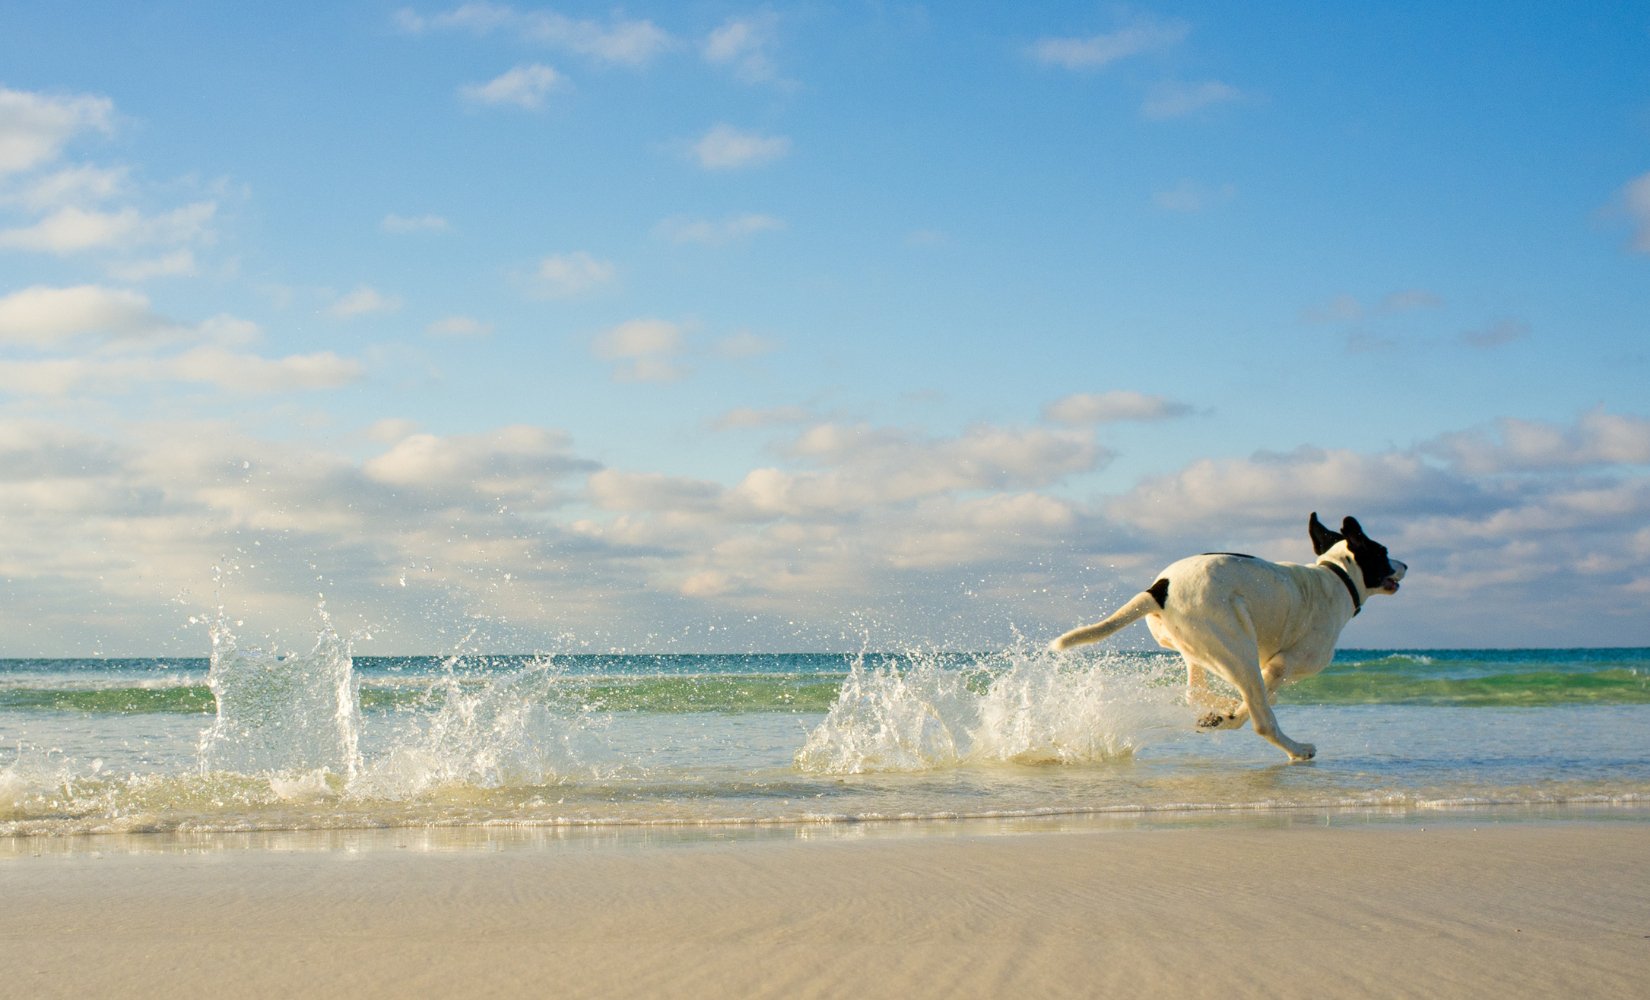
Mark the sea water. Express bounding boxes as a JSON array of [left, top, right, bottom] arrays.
[[2, 620, 1648, 839]]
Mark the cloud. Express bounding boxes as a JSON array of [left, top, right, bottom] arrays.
[[654, 213, 784, 245], [1152, 180, 1235, 213], [1620, 171, 1650, 253], [1424, 409, 1650, 475], [532, 251, 616, 298], [327, 286, 401, 318], [591, 318, 686, 382], [461, 63, 563, 109], [1141, 80, 1244, 120], [712, 330, 776, 360], [0, 347, 364, 396], [4, 164, 129, 212], [0, 284, 174, 348], [1043, 391, 1194, 425], [1028, 17, 1189, 70], [364, 425, 596, 495], [399, 4, 672, 67], [382, 213, 449, 233], [703, 13, 782, 83], [690, 124, 790, 171], [1303, 289, 1445, 324], [0, 86, 115, 175], [0, 201, 216, 255], [711, 406, 813, 431], [1460, 318, 1529, 349], [426, 315, 491, 337], [107, 249, 198, 281]]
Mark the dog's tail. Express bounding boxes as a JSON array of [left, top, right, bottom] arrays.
[[1047, 590, 1160, 652]]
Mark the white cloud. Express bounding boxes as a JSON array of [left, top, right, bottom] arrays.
[[0, 284, 174, 348], [1425, 409, 1650, 475], [327, 286, 402, 319], [654, 213, 784, 245], [5, 164, 129, 211], [690, 125, 790, 171], [711, 406, 813, 431], [108, 249, 198, 281], [1043, 391, 1194, 425], [1141, 80, 1244, 120], [401, 4, 672, 67], [0, 200, 215, 255], [1028, 17, 1188, 70], [461, 63, 563, 109], [0, 347, 363, 396], [703, 13, 781, 83], [382, 212, 449, 233], [532, 251, 616, 298], [0, 87, 115, 175], [591, 318, 686, 382], [426, 315, 491, 337], [363, 425, 598, 503]]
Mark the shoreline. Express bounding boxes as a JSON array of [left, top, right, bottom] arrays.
[[4, 815, 1647, 999], [5, 799, 1649, 859]]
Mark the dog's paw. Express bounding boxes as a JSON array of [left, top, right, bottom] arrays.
[[1197, 711, 1237, 730], [1288, 743, 1317, 762]]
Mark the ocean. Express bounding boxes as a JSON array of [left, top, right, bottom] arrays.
[[3, 616, 1648, 840]]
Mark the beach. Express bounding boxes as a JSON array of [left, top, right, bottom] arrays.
[[5, 817, 1647, 999]]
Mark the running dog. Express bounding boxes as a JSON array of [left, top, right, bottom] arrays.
[[1049, 514, 1406, 761]]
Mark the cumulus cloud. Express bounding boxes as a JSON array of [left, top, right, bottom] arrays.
[[703, 13, 782, 83], [426, 314, 491, 337], [1425, 409, 1650, 475], [0, 86, 115, 175], [591, 318, 686, 382], [327, 286, 401, 318], [1043, 391, 1194, 425], [0, 284, 174, 348], [460, 63, 563, 109], [1028, 17, 1189, 70], [654, 213, 784, 245], [0, 347, 363, 396], [690, 125, 790, 171], [399, 4, 672, 67], [0, 200, 216, 255], [1141, 80, 1244, 120], [532, 251, 616, 298]]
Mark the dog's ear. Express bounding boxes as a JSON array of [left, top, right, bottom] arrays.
[[1309, 512, 1343, 555], [1342, 516, 1367, 540]]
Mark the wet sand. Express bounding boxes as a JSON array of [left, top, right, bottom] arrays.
[[4, 820, 1647, 999]]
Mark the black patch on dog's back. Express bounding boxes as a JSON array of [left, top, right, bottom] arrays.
[[1202, 552, 1255, 560], [1147, 577, 1170, 609]]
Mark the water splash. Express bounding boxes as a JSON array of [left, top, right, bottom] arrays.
[[349, 656, 607, 799], [197, 605, 362, 778], [793, 645, 1187, 774]]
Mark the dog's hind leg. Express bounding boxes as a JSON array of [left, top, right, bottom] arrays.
[[1188, 661, 1246, 728]]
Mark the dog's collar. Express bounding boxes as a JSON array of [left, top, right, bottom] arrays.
[[1321, 561, 1362, 616]]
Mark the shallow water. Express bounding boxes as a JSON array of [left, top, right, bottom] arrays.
[[3, 625, 1647, 838]]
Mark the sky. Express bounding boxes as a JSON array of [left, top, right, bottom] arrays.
[[1, 2, 1647, 656]]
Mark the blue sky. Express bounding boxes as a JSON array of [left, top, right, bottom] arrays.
[[2, 2, 1647, 655]]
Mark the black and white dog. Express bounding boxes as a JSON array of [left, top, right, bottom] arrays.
[[1049, 514, 1406, 761]]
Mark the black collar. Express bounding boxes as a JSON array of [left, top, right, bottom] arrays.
[[1322, 561, 1362, 616]]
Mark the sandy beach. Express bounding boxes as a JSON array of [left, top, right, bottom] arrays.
[[4, 818, 1646, 999]]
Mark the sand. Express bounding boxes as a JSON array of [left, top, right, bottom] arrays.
[[3, 819, 1647, 999]]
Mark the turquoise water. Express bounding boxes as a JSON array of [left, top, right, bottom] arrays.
[[3, 627, 1647, 837]]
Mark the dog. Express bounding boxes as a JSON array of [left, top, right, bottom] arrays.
[[1049, 513, 1406, 761]]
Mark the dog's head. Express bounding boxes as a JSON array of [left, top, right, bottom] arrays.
[[1309, 512, 1406, 596]]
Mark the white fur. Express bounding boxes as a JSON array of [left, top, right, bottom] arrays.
[[1049, 541, 1406, 762]]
